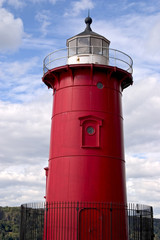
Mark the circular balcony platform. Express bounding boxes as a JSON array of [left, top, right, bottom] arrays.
[[43, 47, 133, 75]]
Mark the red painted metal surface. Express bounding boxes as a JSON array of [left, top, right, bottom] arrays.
[[42, 64, 132, 239], [43, 64, 132, 204]]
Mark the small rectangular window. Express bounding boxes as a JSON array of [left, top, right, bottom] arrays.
[[91, 38, 102, 55], [69, 39, 76, 56], [77, 37, 90, 54], [103, 40, 109, 57]]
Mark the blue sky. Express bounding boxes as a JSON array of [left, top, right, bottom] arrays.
[[0, 0, 160, 218]]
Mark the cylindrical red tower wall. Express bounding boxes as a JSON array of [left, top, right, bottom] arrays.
[[43, 64, 131, 205]]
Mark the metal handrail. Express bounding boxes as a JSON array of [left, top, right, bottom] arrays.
[[43, 47, 133, 75]]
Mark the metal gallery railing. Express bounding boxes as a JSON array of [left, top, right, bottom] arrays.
[[43, 47, 133, 75], [20, 202, 154, 240]]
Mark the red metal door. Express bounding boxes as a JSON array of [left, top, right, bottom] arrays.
[[79, 208, 102, 240]]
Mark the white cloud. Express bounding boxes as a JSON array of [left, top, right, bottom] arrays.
[[35, 10, 51, 37], [0, 94, 52, 205], [65, 0, 94, 16], [0, 0, 5, 7], [127, 176, 160, 218], [7, 0, 25, 8], [126, 156, 160, 179], [0, 8, 24, 51], [49, 0, 57, 4], [22, 36, 57, 50], [28, 0, 57, 4], [0, 57, 46, 103], [0, 57, 39, 78], [0, 0, 25, 8], [2, 0, 58, 6], [146, 18, 160, 54], [123, 75, 160, 154]]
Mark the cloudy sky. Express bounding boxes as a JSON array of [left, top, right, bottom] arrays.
[[0, 0, 160, 218]]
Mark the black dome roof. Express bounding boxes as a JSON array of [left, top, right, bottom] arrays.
[[67, 16, 110, 45]]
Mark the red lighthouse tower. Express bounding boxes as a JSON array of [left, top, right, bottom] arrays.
[[42, 16, 133, 240]]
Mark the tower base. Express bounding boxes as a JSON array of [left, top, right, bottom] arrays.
[[20, 201, 154, 240]]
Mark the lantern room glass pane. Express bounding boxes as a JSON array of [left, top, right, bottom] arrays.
[[103, 40, 109, 57], [77, 37, 90, 54], [68, 39, 76, 56], [91, 38, 102, 55]]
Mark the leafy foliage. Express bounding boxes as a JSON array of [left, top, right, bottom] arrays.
[[154, 218, 160, 240], [0, 206, 20, 240]]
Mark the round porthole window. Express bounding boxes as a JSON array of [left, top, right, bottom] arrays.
[[97, 82, 104, 89], [87, 126, 95, 135]]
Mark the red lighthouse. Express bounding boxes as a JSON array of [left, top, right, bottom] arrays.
[[42, 16, 133, 240]]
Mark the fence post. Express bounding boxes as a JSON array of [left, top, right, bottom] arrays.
[[20, 205, 24, 240], [114, 50, 116, 67], [151, 207, 155, 240], [140, 212, 142, 240], [76, 202, 79, 240], [45, 202, 48, 240], [110, 203, 112, 240]]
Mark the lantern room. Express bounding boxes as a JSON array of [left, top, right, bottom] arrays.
[[67, 16, 110, 65]]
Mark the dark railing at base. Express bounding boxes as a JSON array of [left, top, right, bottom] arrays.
[[20, 202, 154, 240]]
